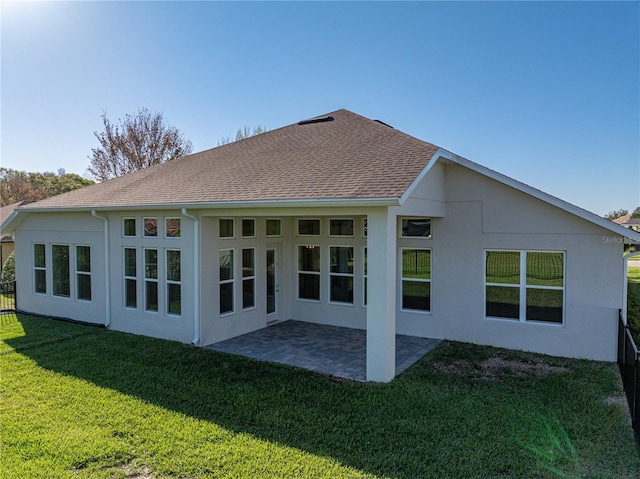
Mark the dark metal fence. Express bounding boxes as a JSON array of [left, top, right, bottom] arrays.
[[0, 281, 17, 312], [618, 309, 640, 445]]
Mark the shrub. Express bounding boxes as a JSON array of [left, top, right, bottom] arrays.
[[1, 251, 15, 282]]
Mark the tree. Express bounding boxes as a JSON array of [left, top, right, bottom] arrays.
[[0, 168, 93, 207], [1, 251, 15, 282], [87, 108, 193, 181], [604, 209, 629, 221], [218, 125, 267, 146], [631, 207, 640, 219]]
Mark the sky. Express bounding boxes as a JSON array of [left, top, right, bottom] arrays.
[[1, 1, 638, 216]]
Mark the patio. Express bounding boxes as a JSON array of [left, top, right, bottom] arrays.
[[205, 320, 441, 381]]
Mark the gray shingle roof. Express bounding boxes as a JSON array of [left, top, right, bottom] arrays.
[[21, 109, 440, 210]]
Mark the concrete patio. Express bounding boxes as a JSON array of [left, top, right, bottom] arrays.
[[205, 320, 441, 381]]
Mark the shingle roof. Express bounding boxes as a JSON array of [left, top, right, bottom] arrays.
[[21, 110, 440, 210], [1, 200, 33, 229]]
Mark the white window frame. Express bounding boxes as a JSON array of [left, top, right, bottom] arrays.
[[143, 217, 158, 238], [144, 247, 159, 313], [328, 245, 354, 305], [220, 218, 235, 239], [399, 217, 432, 239], [329, 218, 355, 237], [241, 218, 256, 238], [165, 218, 181, 239], [166, 249, 181, 316], [266, 218, 282, 237], [241, 247, 256, 310], [484, 249, 565, 325], [400, 247, 431, 313], [33, 243, 47, 295], [363, 246, 368, 306], [219, 248, 235, 315], [75, 245, 92, 302], [124, 247, 137, 310], [297, 244, 321, 302], [123, 217, 137, 237], [297, 218, 321, 236]]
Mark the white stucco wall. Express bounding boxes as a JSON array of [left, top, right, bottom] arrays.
[[14, 212, 107, 324], [396, 164, 624, 361]]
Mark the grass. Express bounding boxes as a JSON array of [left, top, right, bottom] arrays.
[[1, 313, 638, 479]]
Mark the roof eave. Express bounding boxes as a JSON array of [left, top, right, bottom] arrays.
[[434, 149, 640, 243]]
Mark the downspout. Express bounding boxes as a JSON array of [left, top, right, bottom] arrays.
[[91, 210, 111, 328], [182, 208, 200, 345], [623, 250, 640, 325]]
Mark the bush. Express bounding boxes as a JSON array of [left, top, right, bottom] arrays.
[[1, 251, 15, 282]]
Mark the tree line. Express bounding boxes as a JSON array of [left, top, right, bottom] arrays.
[[605, 208, 640, 221], [0, 168, 94, 207]]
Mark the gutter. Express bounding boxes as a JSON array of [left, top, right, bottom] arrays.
[[182, 208, 200, 345], [91, 210, 111, 328]]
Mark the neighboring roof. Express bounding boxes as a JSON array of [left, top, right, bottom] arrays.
[[17, 110, 440, 210], [613, 214, 640, 227], [613, 214, 632, 225]]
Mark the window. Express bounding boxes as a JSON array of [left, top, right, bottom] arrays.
[[485, 251, 564, 324], [401, 218, 431, 238], [330, 246, 353, 304], [298, 245, 320, 300], [52, 245, 70, 297], [363, 218, 368, 237], [123, 218, 136, 237], [242, 248, 255, 309], [298, 219, 320, 236], [266, 219, 281, 237], [363, 247, 368, 305], [124, 248, 137, 308], [330, 219, 354, 236], [401, 248, 431, 311], [34, 243, 46, 294], [242, 219, 255, 238], [166, 250, 181, 315], [144, 218, 158, 237], [220, 249, 234, 314], [165, 218, 181, 238], [76, 246, 91, 301], [144, 248, 158, 312], [220, 219, 234, 238]]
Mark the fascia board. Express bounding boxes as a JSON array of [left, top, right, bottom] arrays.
[[438, 148, 640, 243]]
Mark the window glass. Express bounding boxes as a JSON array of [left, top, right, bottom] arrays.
[[220, 250, 234, 281], [124, 248, 137, 308], [76, 246, 91, 301], [144, 248, 158, 312], [401, 218, 431, 238], [34, 244, 46, 294], [363, 218, 368, 237], [124, 218, 136, 237], [298, 245, 320, 300], [298, 219, 320, 236], [363, 247, 368, 305], [266, 219, 281, 236], [145, 249, 158, 279], [166, 250, 181, 282], [299, 274, 320, 301], [220, 219, 234, 238], [124, 248, 137, 277], [485, 285, 520, 319], [330, 246, 353, 274], [330, 219, 354, 236], [146, 281, 158, 312], [144, 218, 157, 237], [242, 219, 255, 237], [401, 248, 431, 312], [242, 249, 255, 277], [220, 249, 234, 314], [298, 245, 320, 272], [76, 246, 91, 272], [168, 283, 181, 315], [167, 250, 181, 316], [34, 243, 46, 268], [166, 218, 181, 238], [125, 279, 137, 309], [52, 245, 70, 297], [526, 252, 564, 287], [486, 251, 520, 284]]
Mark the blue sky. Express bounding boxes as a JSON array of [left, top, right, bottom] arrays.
[[2, 1, 638, 216]]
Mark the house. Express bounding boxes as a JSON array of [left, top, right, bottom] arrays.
[[614, 214, 640, 233], [3, 109, 639, 382], [0, 201, 33, 271]]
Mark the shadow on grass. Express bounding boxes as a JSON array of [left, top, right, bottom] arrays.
[[3, 314, 637, 479]]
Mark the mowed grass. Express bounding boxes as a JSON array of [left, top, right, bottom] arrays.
[[628, 266, 640, 341], [1, 314, 638, 479]]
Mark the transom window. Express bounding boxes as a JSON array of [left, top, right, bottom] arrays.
[[220, 219, 234, 238], [330, 219, 354, 237], [401, 218, 431, 238], [165, 218, 181, 238], [485, 250, 564, 324], [123, 218, 136, 237], [401, 248, 431, 312], [266, 219, 281, 237], [298, 245, 320, 300], [298, 219, 320, 236], [329, 246, 354, 304], [242, 219, 255, 238], [144, 218, 158, 237]]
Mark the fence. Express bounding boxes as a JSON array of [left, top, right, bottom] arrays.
[[0, 280, 17, 312], [618, 309, 640, 445]]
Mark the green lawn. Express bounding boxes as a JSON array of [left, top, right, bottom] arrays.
[[1, 313, 638, 479], [628, 266, 640, 342]]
